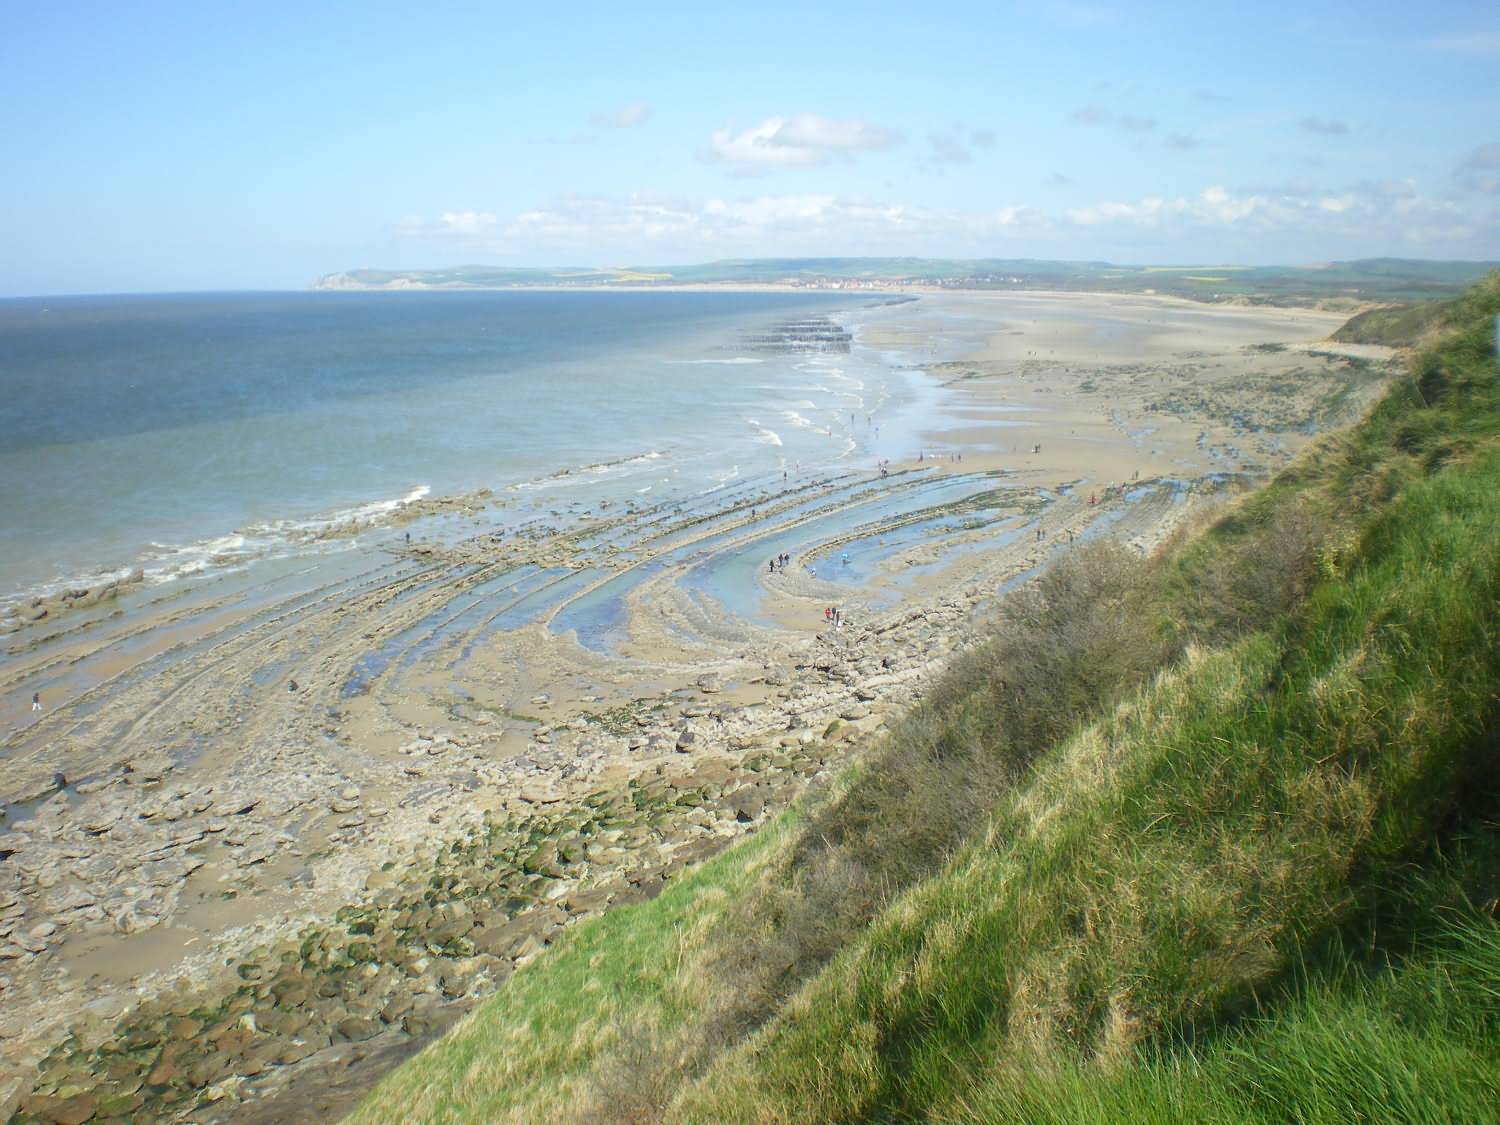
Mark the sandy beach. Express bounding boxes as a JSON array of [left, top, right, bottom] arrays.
[[0, 291, 1397, 1122]]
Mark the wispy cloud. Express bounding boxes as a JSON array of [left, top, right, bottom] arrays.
[[1418, 29, 1500, 56], [970, 129, 996, 148], [1072, 105, 1156, 132], [1164, 133, 1201, 150], [395, 191, 1039, 258], [1065, 181, 1476, 247], [928, 132, 973, 164], [591, 102, 652, 129], [393, 211, 501, 240], [704, 114, 901, 167], [393, 176, 1488, 262], [1455, 143, 1500, 194], [1301, 116, 1349, 136], [1238, 177, 1317, 197]]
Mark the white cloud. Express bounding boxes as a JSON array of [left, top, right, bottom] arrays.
[[706, 114, 901, 167], [411, 191, 1044, 259], [440, 211, 498, 235], [1065, 182, 1477, 249], [591, 102, 652, 129], [393, 177, 1494, 264]]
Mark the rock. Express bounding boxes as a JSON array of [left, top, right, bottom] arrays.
[[401, 998, 441, 1037], [337, 1015, 382, 1042], [268, 1032, 316, 1067], [730, 789, 766, 822], [564, 888, 612, 915], [439, 960, 483, 998], [675, 730, 700, 752], [113, 904, 162, 935], [519, 784, 563, 805], [697, 674, 724, 694], [146, 1049, 185, 1088], [20, 1092, 99, 1125], [82, 995, 128, 1021]]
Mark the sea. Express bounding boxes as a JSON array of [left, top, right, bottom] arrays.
[[0, 290, 951, 615]]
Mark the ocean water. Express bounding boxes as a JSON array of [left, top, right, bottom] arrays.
[[0, 290, 939, 611]]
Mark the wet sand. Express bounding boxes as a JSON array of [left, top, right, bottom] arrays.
[[0, 291, 1397, 1121]]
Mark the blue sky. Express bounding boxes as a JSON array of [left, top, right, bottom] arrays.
[[3, 0, 1498, 294]]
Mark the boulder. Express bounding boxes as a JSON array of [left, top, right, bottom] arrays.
[[20, 1092, 99, 1125], [336, 1016, 381, 1042], [730, 789, 766, 823]]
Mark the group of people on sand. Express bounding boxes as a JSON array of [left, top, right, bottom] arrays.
[[768, 551, 791, 574], [824, 605, 843, 631]]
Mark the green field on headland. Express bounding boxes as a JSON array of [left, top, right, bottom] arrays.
[[345, 274, 1500, 1123]]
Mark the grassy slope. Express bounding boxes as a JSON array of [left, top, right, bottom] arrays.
[[349, 274, 1500, 1124], [1330, 299, 1453, 347]]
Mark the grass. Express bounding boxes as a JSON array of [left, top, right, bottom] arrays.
[[1331, 300, 1453, 347], [940, 911, 1500, 1124], [348, 273, 1500, 1124]]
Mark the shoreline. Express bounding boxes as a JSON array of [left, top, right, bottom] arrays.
[[0, 292, 1399, 1122]]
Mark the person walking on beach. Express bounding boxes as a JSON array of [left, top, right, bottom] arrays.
[[31, 692, 41, 711]]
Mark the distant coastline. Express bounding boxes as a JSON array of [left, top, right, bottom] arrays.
[[312, 256, 1500, 306]]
